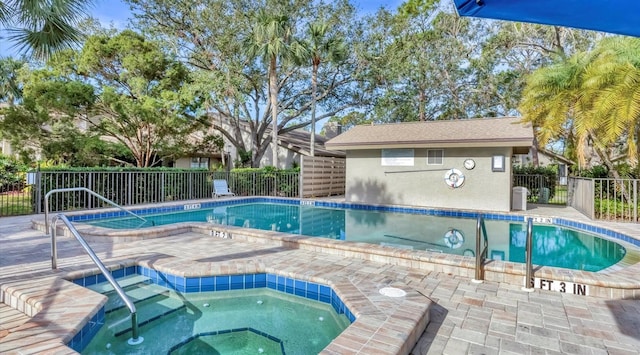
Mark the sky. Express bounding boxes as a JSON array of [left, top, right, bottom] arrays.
[[90, 0, 406, 27], [1, 0, 406, 58]]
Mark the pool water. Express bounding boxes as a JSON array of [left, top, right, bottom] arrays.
[[81, 282, 350, 355], [86, 203, 626, 272], [169, 330, 284, 355]]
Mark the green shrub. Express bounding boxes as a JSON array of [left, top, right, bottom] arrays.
[[0, 155, 27, 190], [575, 165, 608, 178], [217, 167, 299, 197], [595, 198, 640, 221]]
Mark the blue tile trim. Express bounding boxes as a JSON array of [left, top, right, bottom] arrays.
[[68, 307, 105, 352], [69, 267, 355, 351]]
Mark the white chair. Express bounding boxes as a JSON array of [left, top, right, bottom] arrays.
[[212, 179, 235, 198]]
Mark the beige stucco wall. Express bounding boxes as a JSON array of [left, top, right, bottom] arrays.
[[259, 144, 300, 169], [1, 139, 13, 156], [173, 157, 223, 170], [345, 147, 514, 212], [173, 157, 192, 169]]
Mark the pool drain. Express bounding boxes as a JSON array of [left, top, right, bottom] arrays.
[[379, 287, 406, 298]]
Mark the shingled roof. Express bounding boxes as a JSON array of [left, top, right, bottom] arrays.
[[325, 117, 533, 150], [277, 128, 345, 158]]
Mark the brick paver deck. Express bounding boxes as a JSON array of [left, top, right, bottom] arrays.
[[1, 203, 639, 354]]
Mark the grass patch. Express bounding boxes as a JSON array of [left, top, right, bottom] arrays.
[[548, 186, 568, 205], [0, 190, 34, 216]]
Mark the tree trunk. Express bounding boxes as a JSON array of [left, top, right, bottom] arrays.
[[269, 56, 279, 168], [418, 89, 426, 121], [310, 62, 318, 156], [531, 135, 540, 167], [590, 131, 630, 202]]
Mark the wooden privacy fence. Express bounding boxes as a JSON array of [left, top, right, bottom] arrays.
[[300, 156, 346, 198]]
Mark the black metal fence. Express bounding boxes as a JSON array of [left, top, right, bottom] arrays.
[[0, 170, 302, 217], [213, 171, 299, 198], [512, 174, 567, 205], [0, 182, 34, 216]]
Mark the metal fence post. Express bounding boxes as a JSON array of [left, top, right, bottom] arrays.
[[299, 156, 304, 199], [634, 180, 638, 222], [522, 218, 534, 292], [35, 170, 42, 214], [128, 172, 133, 206], [161, 172, 165, 202], [87, 172, 93, 209]]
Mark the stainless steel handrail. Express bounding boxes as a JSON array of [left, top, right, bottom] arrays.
[[472, 214, 489, 283], [522, 218, 534, 292], [44, 187, 146, 235], [51, 214, 142, 344]]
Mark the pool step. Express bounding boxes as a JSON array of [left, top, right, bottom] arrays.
[[109, 293, 187, 337], [86, 274, 152, 294], [87, 275, 189, 338], [104, 282, 172, 314], [86, 275, 171, 313]]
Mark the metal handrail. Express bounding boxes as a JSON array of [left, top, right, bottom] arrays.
[[51, 214, 142, 344], [44, 187, 146, 235], [472, 214, 489, 283], [522, 218, 534, 292]]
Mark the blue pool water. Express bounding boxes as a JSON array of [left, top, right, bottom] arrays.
[[73, 268, 353, 354], [85, 202, 627, 272]]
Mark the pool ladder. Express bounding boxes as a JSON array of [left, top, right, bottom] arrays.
[[50, 214, 143, 345], [44, 187, 147, 236], [472, 214, 489, 283], [471, 215, 536, 292], [46, 187, 145, 345]]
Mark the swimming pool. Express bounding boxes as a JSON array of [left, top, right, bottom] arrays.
[[79, 199, 627, 272], [74, 268, 352, 354]]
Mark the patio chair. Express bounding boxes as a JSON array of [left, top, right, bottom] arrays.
[[212, 179, 235, 198]]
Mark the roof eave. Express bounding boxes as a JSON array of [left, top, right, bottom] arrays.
[[326, 138, 534, 151]]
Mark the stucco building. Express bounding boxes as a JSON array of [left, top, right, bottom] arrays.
[[325, 117, 534, 212]]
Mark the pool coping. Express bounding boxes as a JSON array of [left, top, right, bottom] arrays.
[[0, 254, 432, 355], [34, 197, 640, 300]]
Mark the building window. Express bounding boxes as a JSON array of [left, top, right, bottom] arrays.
[[190, 157, 209, 169], [381, 148, 414, 166], [427, 149, 443, 165]]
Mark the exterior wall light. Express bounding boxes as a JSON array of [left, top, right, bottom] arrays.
[[492, 155, 505, 172]]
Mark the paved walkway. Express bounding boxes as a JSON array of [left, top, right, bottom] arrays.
[[1, 207, 640, 354]]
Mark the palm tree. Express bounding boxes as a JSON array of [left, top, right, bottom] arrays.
[[245, 9, 306, 168], [0, 57, 24, 106], [583, 37, 640, 167], [519, 37, 640, 178], [519, 51, 593, 166], [0, 0, 93, 59], [303, 21, 346, 156]]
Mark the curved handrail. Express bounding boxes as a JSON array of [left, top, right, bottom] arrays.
[[51, 214, 141, 343], [472, 214, 489, 283], [44, 187, 146, 235]]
